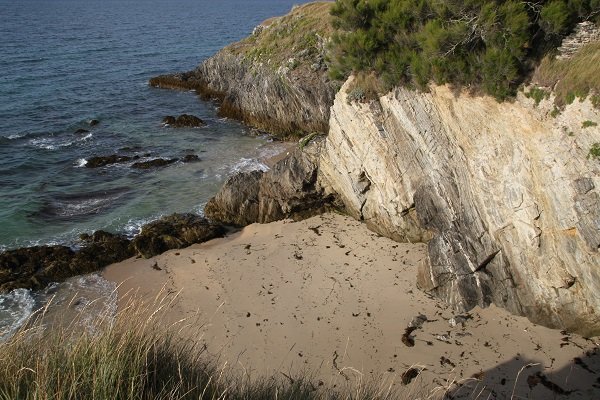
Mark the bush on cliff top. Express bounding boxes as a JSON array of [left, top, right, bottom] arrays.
[[329, 0, 600, 100]]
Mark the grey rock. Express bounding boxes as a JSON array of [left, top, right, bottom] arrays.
[[205, 137, 334, 225], [319, 77, 600, 336]]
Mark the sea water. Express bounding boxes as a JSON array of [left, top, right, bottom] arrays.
[[0, 0, 310, 338]]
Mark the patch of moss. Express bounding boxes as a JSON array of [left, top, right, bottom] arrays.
[[525, 87, 550, 106], [588, 143, 600, 159]]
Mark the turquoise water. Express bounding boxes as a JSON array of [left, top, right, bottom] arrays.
[[0, 0, 308, 251]]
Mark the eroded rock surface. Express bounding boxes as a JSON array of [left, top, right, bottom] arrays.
[[205, 137, 333, 225], [319, 78, 600, 335]]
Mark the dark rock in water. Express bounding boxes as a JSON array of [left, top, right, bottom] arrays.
[[162, 116, 176, 125], [89, 119, 100, 126], [131, 213, 226, 258], [0, 246, 75, 292], [86, 155, 132, 168], [131, 158, 178, 169], [162, 114, 205, 128], [74, 128, 89, 134], [205, 136, 334, 226], [0, 231, 133, 293], [182, 154, 200, 163]]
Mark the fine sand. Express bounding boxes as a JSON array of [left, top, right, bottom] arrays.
[[104, 212, 600, 399]]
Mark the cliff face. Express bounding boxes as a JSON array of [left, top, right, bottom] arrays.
[[150, 2, 336, 137], [319, 78, 600, 335]]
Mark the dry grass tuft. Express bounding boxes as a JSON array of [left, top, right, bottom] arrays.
[[533, 42, 600, 107]]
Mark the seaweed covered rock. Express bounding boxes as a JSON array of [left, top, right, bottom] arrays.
[[131, 213, 226, 258], [162, 114, 205, 128], [0, 231, 133, 292]]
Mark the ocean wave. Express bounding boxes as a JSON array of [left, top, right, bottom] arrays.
[[121, 216, 160, 238], [28, 132, 93, 151], [34, 187, 130, 221], [0, 274, 118, 341], [0, 288, 35, 342], [229, 157, 270, 174]]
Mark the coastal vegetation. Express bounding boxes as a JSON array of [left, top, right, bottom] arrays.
[[533, 41, 600, 106], [329, 0, 600, 100]]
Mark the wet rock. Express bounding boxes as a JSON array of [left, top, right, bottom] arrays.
[[76, 231, 134, 269], [88, 119, 100, 126], [86, 155, 132, 168], [0, 231, 133, 292], [182, 154, 200, 163], [0, 246, 75, 292], [74, 128, 89, 134], [131, 158, 177, 169], [162, 114, 205, 128], [205, 137, 334, 226], [131, 213, 226, 258]]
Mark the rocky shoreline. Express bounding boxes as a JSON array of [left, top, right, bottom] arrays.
[[0, 214, 224, 293], [2, 2, 599, 339], [148, 7, 600, 337]]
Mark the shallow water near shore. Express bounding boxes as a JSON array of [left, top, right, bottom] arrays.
[[0, 0, 309, 335]]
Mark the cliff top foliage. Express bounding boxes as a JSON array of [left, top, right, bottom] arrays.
[[329, 0, 600, 100], [228, 2, 334, 74]]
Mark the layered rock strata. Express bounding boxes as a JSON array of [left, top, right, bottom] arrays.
[[318, 78, 600, 335]]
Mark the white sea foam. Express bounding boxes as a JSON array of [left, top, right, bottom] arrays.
[[6, 133, 26, 140], [76, 158, 88, 167], [0, 288, 35, 342], [229, 157, 269, 174]]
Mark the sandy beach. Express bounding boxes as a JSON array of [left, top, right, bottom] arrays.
[[104, 212, 600, 399]]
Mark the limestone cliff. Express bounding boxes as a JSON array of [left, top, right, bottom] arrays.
[[150, 2, 336, 137], [318, 78, 600, 335]]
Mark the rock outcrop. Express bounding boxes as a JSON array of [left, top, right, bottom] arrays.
[[149, 2, 336, 137], [130, 213, 226, 258], [0, 214, 226, 291], [162, 114, 205, 128], [0, 232, 133, 292], [205, 137, 333, 225], [318, 77, 600, 335]]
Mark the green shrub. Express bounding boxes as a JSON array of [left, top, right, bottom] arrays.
[[525, 87, 550, 106], [582, 120, 598, 128], [589, 143, 600, 159], [329, 0, 600, 100]]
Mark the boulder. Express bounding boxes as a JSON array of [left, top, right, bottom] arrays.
[[86, 155, 133, 168], [182, 154, 200, 163], [130, 213, 226, 258], [162, 114, 205, 128], [74, 128, 89, 134], [131, 158, 177, 169], [205, 136, 334, 225], [88, 119, 100, 126]]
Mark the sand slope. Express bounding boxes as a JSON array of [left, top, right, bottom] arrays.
[[104, 213, 600, 399]]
